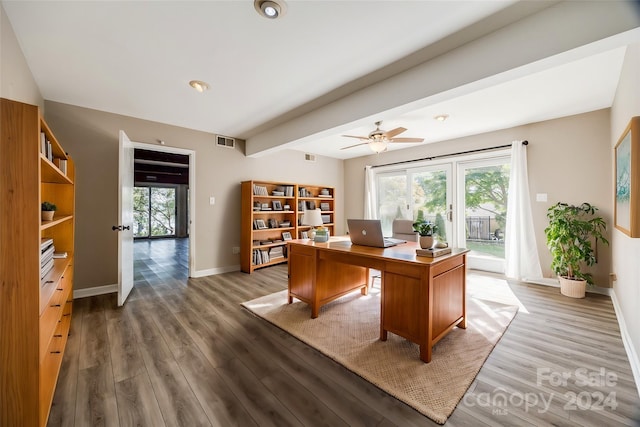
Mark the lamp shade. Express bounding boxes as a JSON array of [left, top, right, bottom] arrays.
[[301, 209, 323, 227]]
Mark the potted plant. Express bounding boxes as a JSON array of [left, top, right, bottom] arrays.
[[413, 220, 438, 249], [41, 201, 56, 221], [544, 202, 608, 298]]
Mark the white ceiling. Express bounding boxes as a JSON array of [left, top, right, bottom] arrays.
[[1, 1, 635, 160]]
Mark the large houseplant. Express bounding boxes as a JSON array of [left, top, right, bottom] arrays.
[[544, 202, 608, 298]]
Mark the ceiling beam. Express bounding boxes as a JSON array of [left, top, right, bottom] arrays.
[[245, 0, 640, 157]]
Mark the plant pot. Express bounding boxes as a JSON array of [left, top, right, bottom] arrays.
[[559, 276, 586, 298], [42, 210, 54, 221], [419, 235, 435, 249]]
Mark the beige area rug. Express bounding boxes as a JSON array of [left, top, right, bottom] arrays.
[[242, 276, 518, 424]]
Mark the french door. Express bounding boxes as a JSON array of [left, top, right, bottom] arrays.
[[377, 164, 453, 242], [375, 153, 510, 273]]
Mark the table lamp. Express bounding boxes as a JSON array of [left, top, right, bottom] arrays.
[[301, 209, 324, 241]]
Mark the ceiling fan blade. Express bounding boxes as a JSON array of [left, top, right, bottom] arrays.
[[340, 142, 370, 150], [383, 127, 407, 139], [341, 134, 369, 140], [389, 137, 424, 143]]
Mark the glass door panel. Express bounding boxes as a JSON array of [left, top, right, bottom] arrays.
[[133, 186, 177, 238], [411, 166, 452, 244], [457, 158, 510, 272], [150, 187, 176, 237], [134, 187, 150, 238], [377, 172, 408, 236]]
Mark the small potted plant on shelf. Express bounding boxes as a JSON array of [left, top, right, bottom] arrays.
[[544, 202, 608, 298], [41, 201, 56, 221], [413, 220, 438, 249]]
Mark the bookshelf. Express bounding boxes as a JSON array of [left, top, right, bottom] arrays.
[[1, 98, 75, 427], [241, 180, 335, 273]]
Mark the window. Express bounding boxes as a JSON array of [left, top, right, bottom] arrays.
[[134, 186, 177, 238]]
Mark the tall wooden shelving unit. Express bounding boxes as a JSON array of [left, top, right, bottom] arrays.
[[1, 98, 75, 427], [241, 180, 335, 273]]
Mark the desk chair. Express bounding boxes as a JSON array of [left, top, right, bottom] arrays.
[[372, 219, 419, 288], [392, 219, 419, 242]]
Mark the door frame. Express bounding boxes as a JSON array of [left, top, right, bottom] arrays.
[[131, 142, 196, 277]]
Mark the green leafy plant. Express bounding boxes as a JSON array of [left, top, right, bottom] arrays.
[[544, 202, 608, 285], [413, 220, 438, 237], [41, 201, 57, 211]]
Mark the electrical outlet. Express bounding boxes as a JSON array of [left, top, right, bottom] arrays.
[[232, 246, 240, 254]]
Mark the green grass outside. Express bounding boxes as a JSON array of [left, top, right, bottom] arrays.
[[466, 240, 505, 258]]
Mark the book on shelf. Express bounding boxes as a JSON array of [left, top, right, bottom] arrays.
[[252, 184, 268, 195], [41, 237, 54, 252], [41, 258, 54, 279], [54, 158, 68, 175], [53, 252, 68, 259], [40, 132, 46, 156], [415, 247, 452, 258]]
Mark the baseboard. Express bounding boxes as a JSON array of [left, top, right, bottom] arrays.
[[523, 277, 611, 295], [73, 284, 117, 299], [610, 289, 640, 398], [191, 265, 240, 278]]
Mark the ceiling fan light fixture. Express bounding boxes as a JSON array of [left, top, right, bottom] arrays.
[[189, 80, 209, 93], [255, 0, 287, 19], [369, 140, 388, 154]]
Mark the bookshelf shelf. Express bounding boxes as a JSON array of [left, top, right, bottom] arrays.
[[1, 98, 76, 427], [241, 180, 335, 273]]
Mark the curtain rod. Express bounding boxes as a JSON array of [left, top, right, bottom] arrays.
[[370, 140, 528, 169]]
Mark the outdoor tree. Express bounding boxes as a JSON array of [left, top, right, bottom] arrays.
[[415, 164, 510, 231]]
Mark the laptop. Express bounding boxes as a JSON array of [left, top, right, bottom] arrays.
[[347, 219, 406, 248]]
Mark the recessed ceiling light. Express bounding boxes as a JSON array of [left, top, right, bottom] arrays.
[[434, 114, 449, 122], [189, 80, 209, 93], [254, 0, 287, 19]]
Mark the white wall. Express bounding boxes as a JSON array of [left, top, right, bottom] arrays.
[[44, 101, 344, 290], [610, 43, 640, 390], [344, 110, 613, 287], [0, 5, 42, 107]]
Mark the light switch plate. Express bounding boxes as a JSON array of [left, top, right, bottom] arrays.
[[209, 196, 215, 205], [536, 193, 547, 202]]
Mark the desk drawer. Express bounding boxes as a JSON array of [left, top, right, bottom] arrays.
[[432, 254, 464, 277]]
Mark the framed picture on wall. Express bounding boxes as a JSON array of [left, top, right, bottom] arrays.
[[614, 116, 640, 237]]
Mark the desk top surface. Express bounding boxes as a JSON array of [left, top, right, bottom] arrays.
[[288, 236, 469, 265]]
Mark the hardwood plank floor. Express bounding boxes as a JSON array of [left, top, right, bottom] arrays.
[[48, 238, 640, 426]]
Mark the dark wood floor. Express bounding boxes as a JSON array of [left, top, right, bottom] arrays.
[[48, 238, 640, 426]]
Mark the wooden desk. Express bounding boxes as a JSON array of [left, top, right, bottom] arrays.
[[287, 237, 469, 363]]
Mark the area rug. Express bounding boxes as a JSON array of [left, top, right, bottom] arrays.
[[241, 280, 518, 424]]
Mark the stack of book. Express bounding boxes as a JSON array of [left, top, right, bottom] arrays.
[[415, 247, 452, 258], [41, 238, 55, 279], [268, 246, 285, 261], [252, 249, 270, 265]]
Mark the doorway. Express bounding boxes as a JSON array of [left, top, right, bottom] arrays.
[[132, 146, 192, 284]]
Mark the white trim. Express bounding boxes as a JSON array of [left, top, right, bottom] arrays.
[[523, 277, 611, 296], [610, 289, 640, 398], [73, 284, 118, 299], [191, 265, 240, 278]]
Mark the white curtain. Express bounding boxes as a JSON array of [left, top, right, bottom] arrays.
[[505, 141, 543, 280], [364, 165, 376, 219]]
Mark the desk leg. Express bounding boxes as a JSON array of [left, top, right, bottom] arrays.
[[420, 344, 432, 363], [288, 295, 293, 304], [311, 305, 319, 319]]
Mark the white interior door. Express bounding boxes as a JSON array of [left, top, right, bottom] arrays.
[[117, 130, 134, 306]]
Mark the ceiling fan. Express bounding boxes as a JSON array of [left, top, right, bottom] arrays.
[[341, 121, 424, 153]]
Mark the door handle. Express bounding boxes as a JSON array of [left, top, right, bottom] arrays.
[[112, 225, 131, 231]]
